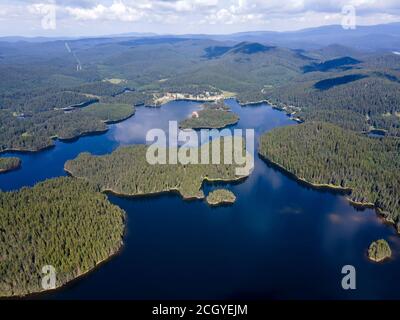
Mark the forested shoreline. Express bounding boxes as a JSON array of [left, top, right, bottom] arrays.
[[259, 122, 400, 230]]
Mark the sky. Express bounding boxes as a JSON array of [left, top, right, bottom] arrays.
[[0, 0, 400, 37]]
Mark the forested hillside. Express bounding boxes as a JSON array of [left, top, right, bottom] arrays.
[[1, 36, 399, 149], [0, 90, 94, 113], [0, 177, 125, 297], [259, 122, 400, 228], [264, 72, 400, 136]]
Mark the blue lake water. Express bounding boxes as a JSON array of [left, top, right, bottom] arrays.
[[2, 99, 400, 300]]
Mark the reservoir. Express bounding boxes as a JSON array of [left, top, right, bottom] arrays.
[[1, 99, 399, 299]]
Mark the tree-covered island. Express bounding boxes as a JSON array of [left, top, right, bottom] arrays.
[[368, 239, 392, 262], [206, 189, 237, 206], [179, 100, 240, 129]]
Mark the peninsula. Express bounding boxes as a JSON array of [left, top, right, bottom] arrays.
[[0, 157, 21, 173], [82, 103, 135, 124]]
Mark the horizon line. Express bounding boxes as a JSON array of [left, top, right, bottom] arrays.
[[1, 21, 399, 40]]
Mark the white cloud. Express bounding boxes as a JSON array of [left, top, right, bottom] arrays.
[[1, 0, 400, 35], [65, 1, 145, 21], [201, 0, 400, 27]]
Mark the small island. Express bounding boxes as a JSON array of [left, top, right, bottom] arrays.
[[179, 100, 239, 129], [206, 189, 236, 206], [368, 239, 392, 262], [0, 157, 21, 173]]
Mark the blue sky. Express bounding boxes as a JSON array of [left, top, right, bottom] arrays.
[[1, 0, 400, 36]]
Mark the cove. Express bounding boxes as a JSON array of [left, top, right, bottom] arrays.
[[1, 99, 400, 299]]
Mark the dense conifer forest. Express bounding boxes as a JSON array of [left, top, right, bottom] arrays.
[[71, 81, 132, 97], [0, 177, 125, 297]]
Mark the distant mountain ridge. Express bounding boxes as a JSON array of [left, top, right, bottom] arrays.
[[207, 23, 400, 52], [1, 23, 399, 52]]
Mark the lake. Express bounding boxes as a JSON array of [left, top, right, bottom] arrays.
[[1, 99, 400, 299]]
